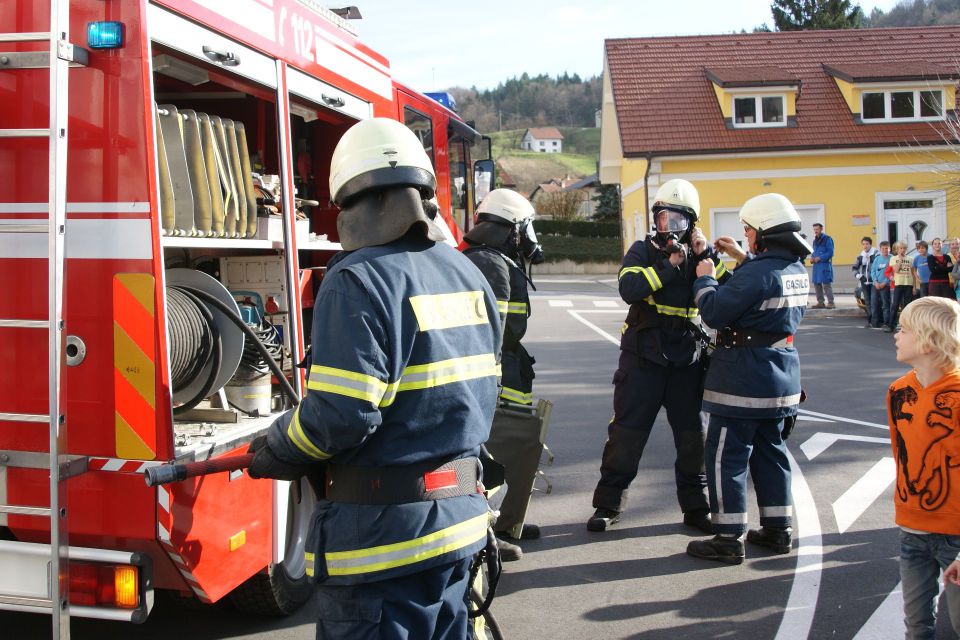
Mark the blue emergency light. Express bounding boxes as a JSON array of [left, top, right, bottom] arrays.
[[86, 22, 124, 49]]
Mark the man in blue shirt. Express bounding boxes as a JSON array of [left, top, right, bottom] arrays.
[[810, 223, 835, 309]]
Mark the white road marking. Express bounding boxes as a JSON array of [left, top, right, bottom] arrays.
[[592, 300, 620, 307], [548, 300, 573, 307], [569, 302, 825, 640], [801, 433, 891, 460], [774, 448, 823, 640], [832, 457, 896, 534], [798, 408, 889, 431], [568, 311, 621, 347], [797, 415, 835, 423], [853, 582, 904, 640]]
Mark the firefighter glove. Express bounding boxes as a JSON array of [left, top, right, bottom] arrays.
[[247, 435, 312, 481], [782, 415, 797, 441]]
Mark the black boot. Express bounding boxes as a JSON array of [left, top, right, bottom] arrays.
[[586, 508, 621, 532], [686, 535, 745, 565], [496, 538, 523, 562], [746, 527, 792, 554], [682, 509, 712, 535]]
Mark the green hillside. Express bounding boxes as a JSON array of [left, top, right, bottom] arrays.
[[489, 127, 600, 196]]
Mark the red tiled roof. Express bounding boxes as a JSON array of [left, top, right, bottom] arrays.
[[823, 62, 960, 83], [705, 66, 799, 87], [606, 25, 960, 156], [524, 127, 564, 140]]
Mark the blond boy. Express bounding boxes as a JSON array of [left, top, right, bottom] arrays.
[[888, 297, 960, 639]]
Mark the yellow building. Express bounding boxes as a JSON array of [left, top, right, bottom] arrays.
[[600, 26, 960, 278]]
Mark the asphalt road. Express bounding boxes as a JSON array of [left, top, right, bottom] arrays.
[[6, 275, 957, 639]]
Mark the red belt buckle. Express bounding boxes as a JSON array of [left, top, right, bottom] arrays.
[[424, 469, 458, 492]]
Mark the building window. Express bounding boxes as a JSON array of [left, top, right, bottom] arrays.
[[733, 95, 786, 128], [552, 141, 558, 146], [860, 89, 944, 122], [539, 140, 544, 147]]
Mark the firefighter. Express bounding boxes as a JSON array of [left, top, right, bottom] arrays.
[[247, 118, 502, 638], [462, 188, 544, 557], [586, 178, 728, 534], [686, 193, 811, 564]]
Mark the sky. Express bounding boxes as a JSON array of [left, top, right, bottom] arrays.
[[353, 0, 903, 92]]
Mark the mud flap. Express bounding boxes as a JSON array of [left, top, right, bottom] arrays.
[[485, 399, 553, 537]]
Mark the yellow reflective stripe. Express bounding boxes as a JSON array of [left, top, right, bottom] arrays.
[[500, 386, 532, 404], [496, 300, 509, 314], [409, 291, 488, 331], [286, 406, 331, 460], [398, 354, 499, 391], [305, 552, 315, 577], [308, 365, 387, 406], [507, 302, 528, 314], [715, 262, 729, 278], [643, 297, 699, 319], [378, 380, 401, 408], [620, 265, 662, 291], [324, 514, 488, 576], [642, 267, 662, 290]]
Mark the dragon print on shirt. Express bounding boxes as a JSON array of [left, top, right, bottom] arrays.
[[891, 385, 960, 511]]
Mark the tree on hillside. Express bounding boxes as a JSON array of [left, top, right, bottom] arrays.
[[771, 0, 864, 30], [863, 0, 960, 27]]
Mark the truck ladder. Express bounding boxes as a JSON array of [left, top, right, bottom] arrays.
[[0, 1, 89, 637]]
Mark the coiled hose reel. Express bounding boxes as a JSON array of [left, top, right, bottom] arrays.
[[165, 268, 299, 415]]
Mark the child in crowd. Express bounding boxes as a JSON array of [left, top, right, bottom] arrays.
[[912, 241, 929, 298], [887, 297, 960, 640], [888, 241, 915, 332], [870, 240, 892, 329]]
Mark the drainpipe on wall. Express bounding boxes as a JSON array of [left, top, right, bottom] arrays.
[[642, 153, 653, 241]]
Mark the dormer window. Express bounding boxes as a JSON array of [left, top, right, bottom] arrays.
[[861, 89, 944, 122], [823, 64, 956, 125], [734, 95, 786, 127], [705, 66, 799, 130]]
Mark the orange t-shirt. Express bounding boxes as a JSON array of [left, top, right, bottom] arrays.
[[887, 369, 960, 535]]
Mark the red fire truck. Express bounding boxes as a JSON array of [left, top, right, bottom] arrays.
[[0, 0, 493, 634]]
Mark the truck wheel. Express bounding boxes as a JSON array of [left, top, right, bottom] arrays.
[[230, 477, 315, 615]]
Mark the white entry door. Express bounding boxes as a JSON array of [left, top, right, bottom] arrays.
[[877, 191, 946, 250]]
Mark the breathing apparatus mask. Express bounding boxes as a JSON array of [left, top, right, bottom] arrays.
[[653, 207, 692, 254], [519, 218, 544, 265]]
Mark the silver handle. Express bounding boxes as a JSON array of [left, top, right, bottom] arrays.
[[202, 45, 240, 67], [321, 94, 345, 108]]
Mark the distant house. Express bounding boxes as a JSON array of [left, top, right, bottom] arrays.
[[495, 162, 518, 190], [599, 26, 960, 263], [564, 174, 601, 218], [529, 175, 597, 219], [521, 127, 564, 153]]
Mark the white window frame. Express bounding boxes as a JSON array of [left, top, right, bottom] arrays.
[[732, 95, 787, 129], [860, 88, 945, 123]]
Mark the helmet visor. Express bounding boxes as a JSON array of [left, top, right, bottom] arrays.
[[653, 208, 690, 234]]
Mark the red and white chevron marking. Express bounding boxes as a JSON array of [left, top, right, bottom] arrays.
[[155, 484, 211, 603], [88, 458, 163, 473]]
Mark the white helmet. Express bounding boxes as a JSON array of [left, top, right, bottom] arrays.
[[652, 178, 700, 223], [739, 193, 813, 256], [476, 188, 535, 225], [329, 118, 436, 207]]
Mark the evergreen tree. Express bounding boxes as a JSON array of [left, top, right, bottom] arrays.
[[771, 0, 864, 30], [592, 184, 622, 221]]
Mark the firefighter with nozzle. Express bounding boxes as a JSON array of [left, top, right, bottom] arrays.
[[686, 193, 811, 565], [246, 118, 503, 638], [462, 188, 544, 560], [586, 178, 729, 535]]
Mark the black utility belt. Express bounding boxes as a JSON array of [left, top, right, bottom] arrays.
[[325, 457, 481, 505], [715, 328, 793, 349]]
